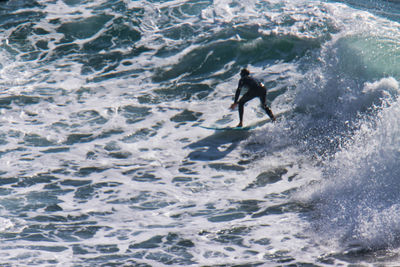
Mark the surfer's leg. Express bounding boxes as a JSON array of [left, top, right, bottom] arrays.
[[264, 106, 276, 121], [259, 94, 276, 122], [237, 103, 244, 127], [238, 93, 255, 127]]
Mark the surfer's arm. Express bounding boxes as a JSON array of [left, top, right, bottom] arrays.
[[230, 87, 241, 110], [230, 79, 243, 110], [234, 87, 241, 103], [233, 79, 243, 103]]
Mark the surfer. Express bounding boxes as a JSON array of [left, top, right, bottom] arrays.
[[230, 68, 276, 127]]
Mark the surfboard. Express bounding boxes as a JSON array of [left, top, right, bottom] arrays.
[[199, 125, 254, 131], [199, 118, 270, 131], [199, 110, 287, 131]]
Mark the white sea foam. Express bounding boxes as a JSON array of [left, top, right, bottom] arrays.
[[0, 0, 400, 265]]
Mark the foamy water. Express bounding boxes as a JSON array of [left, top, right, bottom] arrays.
[[1, 0, 400, 265]]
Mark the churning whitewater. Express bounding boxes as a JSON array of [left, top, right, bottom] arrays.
[[1, 0, 400, 265]]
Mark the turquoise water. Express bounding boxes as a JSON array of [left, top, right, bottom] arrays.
[[1, 0, 400, 265]]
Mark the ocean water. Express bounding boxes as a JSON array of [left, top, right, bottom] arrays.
[[1, 0, 400, 266]]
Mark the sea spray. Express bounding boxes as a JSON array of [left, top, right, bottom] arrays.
[[303, 78, 400, 252]]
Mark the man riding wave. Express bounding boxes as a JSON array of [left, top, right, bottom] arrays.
[[230, 68, 276, 127]]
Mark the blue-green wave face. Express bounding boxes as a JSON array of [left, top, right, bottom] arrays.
[[1, 0, 400, 265]]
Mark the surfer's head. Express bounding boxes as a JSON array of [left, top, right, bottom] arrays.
[[240, 68, 250, 77]]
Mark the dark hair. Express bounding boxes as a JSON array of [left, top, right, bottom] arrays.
[[240, 68, 250, 76]]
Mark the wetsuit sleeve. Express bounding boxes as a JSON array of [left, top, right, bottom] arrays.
[[234, 79, 243, 103]]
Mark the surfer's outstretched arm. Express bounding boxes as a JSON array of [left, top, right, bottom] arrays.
[[234, 85, 241, 103], [230, 79, 243, 110]]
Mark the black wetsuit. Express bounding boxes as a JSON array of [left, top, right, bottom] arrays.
[[234, 75, 275, 123]]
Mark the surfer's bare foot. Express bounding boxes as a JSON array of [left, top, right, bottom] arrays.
[[236, 122, 243, 128]]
